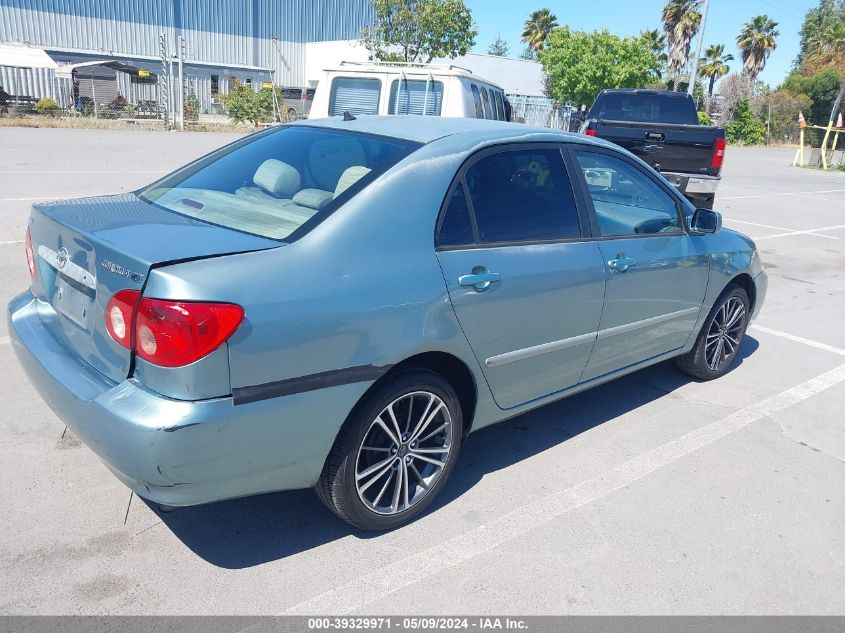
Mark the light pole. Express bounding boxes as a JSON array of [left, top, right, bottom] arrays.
[[687, 0, 711, 101]]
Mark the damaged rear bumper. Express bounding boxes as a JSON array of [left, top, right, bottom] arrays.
[[8, 292, 362, 507]]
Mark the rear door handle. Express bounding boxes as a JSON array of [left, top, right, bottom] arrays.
[[458, 268, 501, 291], [607, 256, 637, 273]]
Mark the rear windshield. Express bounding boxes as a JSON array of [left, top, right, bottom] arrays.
[[590, 93, 697, 125], [140, 126, 420, 240]]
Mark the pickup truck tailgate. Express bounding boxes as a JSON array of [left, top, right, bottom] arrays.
[[594, 119, 720, 176]]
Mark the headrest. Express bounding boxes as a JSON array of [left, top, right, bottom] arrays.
[[334, 166, 372, 197], [292, 188, 334, 211], [308, 137, 367, 191], [253, 159, 301, 197]]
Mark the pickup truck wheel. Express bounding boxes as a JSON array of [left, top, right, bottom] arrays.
[[316, 366, 462, 531], [675, 284, 749, 380], [690, 194, 715, 209]]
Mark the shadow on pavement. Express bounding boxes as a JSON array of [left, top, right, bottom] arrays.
[[152, 336, 759, 568]]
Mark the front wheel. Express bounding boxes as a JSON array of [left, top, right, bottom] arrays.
[[675, 284, 749, 380], [317, 366, 463, 531]]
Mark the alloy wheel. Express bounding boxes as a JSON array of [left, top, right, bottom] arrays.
[[705, 296, 746, 372], [354, 391, 453, 516]]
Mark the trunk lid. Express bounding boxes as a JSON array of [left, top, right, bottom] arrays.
[[593, 119, 724, 177], [28, 193, 279, 383]]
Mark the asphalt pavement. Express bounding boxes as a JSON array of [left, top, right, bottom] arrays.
[[0, 127, 842, 615]]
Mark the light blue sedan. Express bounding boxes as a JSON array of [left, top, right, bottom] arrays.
[[8, 116, 766, 530]]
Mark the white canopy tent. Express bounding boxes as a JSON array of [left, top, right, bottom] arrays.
[[0, 44, 57, 70]]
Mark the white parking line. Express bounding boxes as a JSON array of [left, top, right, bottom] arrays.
[[720, 188, 845, 200], [752, 324, 845, 356], [753, 224, 845, 241], [283, 359, 845, 615], [0, 240, 23, 246], [0, 195, 80, 202]]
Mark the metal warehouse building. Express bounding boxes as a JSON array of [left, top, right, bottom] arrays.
[[0, 0, 375, 113]]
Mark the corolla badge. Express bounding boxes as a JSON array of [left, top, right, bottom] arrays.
[[56, 247, 69, 270], [100, 259, 144, 284]]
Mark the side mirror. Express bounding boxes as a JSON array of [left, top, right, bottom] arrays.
[[691, 208, 722, 234]]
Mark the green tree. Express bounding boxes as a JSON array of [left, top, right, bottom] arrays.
[[641, 28, 669, 69], [699, 43, 734, 97], [540, 28, 660, 107], [783, 67, 844, 125], [521, 8, 559, 54], [488, 33, 509, 57], [361, 0, 477, 63], [797, 0, 845, 73], [726, 99, 767, 144], [737, 15, 779, 87], [662, 0, 702, 91], [756, 88, 813, 142]]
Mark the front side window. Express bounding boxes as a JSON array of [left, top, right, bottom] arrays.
[[574, 151, 682, 237], [464, 149, 581, 243], [471, 84, 483, 118], [388, 78, 444, 115], [329, 77, 381, 116], [141, 126, 419, 240]]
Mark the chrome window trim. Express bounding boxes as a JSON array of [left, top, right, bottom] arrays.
[[484, 307, 699, 368]]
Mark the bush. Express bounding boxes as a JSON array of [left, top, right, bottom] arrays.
[[726, 100, 767, 145], [697, 111, 712, 125], [220, 81, 275, 126], [35, 97, 60, 116]]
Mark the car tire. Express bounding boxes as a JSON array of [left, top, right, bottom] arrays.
[[675, 284, 750, 380], [690, 194, 715, 209], [316, 365, 463, 531]]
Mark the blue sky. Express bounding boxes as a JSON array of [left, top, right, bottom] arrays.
[[467, 0, 817, 87]]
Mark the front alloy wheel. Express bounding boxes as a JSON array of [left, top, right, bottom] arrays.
[[675, 283, 750, 380], [317, 366, 463, 530]]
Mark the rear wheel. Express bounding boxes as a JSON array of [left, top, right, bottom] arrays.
[[317, 367, 462, 531], [675, 284, 749, 380], [690, 194, 715, 209]]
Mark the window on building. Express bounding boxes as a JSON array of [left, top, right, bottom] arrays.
[[329, 77, 381, 116], [388, 78, 444, 116], [210, 75, 219, 95], [465, 149, 581, 243], [574, 151, 682, 237]]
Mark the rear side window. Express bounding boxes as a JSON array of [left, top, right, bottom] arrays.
[[480, 89, 492, 119], [574, 151, 682, 236], [329, 77, 381, 116], [388, 79, 444, 115], [465, 149, 581, 243], [140, 126, 420, 241], [471, 84, 483, 118], [494, 92, 505, 121], [437, 183, 474, 247]]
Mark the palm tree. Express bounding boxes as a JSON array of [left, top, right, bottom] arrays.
[[662, 0, 703, 91], [521, 8, 559, 54], [641, 28, 669, 65], [699, 44, 734, 97], [737, 15, 779, 87]]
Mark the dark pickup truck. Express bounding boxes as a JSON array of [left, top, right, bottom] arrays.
[[580, 89, 726, 209]]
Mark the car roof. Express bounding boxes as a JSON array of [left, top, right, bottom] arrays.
[[292, 115, 612, 148]]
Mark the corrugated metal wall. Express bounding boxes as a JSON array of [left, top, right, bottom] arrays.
[[0, 0, 375, 85]]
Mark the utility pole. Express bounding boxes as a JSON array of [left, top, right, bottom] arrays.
[[687, 0, 710, 97], [178, 35, 185, 131]]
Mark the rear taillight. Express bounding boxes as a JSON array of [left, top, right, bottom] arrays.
[[105, 289, 140, 349], [25, 227, 37, 281], [711, 137, 726, 171], [585, 129, 598, 137], [105, 291, 244, 367]]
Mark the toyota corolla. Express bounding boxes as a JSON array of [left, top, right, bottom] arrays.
[[8, 116, 766, 530]]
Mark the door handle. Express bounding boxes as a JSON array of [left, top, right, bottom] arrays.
[[607, 256, 637, 273], [458, 267, 501, 291]]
